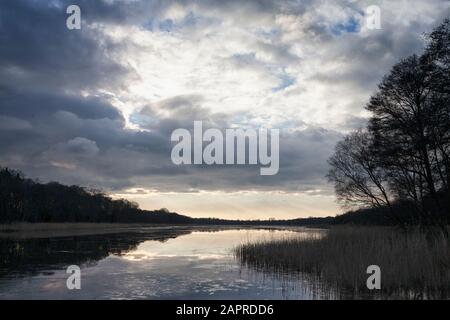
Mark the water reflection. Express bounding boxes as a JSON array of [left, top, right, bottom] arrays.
[[0, 227, 332, 299], [0, 227, 193, 278]]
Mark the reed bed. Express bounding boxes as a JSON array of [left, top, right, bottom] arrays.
[[235, 227, 450, 299]]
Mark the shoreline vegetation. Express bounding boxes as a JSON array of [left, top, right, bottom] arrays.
[[235, 226, 450, 299]]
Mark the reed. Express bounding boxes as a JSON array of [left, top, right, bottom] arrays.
[[235, 227, 450, 299]]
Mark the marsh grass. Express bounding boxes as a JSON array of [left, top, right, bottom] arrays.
[[235, 227, 450, 299]]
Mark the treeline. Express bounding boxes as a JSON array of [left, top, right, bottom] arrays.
[[327, 19, 450, 231], [0, 167, 193, 224], [3, 163, 447, 227], [194, 216, 335, 227]]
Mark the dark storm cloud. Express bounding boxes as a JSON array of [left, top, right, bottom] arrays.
[[0, 0, 132, 92], [133, 95, 231, 137], [0, 89, 123, 121], [0, 0, 145, 188], [0, 109, 175, 191]]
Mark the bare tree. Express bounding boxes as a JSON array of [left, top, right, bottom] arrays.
[[366, 52, 449, 228], [423, 19, 450, 195], [327, 130, 392, 209], [327, 20, 450, 231]]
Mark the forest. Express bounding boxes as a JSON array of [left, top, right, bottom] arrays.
[[0, 167, 193, 224]]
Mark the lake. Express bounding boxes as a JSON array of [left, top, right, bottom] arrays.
[[0, 226, 334, 299]]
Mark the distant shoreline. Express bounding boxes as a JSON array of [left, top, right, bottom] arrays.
[[0, 222, 319, 239], [0, 222, 160, 239]]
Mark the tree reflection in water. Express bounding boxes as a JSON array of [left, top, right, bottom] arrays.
[[0, 228, 193, 278]]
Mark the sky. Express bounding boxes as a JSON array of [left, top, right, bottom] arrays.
[[0, 0, 449, 219]]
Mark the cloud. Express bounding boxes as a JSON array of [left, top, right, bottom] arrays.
[[0, 0, 134, 94], [61, 137, 100, 156], [0, 116, 32, 131]]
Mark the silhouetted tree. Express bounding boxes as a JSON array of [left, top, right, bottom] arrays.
[[327, 130, 392, 209], [328, 19, 450, 231]]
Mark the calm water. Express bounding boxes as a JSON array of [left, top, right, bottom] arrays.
[[0, 227, 334, 299]]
